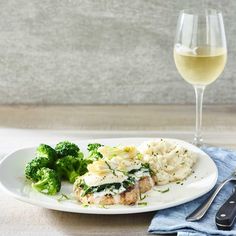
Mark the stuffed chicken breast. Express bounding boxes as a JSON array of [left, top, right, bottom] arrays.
[[73, 145, 154, 205]]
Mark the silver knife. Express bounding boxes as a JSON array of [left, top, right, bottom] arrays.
[[186, 170, 236, 222]]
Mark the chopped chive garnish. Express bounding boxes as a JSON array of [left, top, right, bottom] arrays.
[[138, 202, 148, 206], [139, 192, 147, 200], [57, 193, 70, 202], [105, 161, 118, 177], [157, 188, 170, 193]]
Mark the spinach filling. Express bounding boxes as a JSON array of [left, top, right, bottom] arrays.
[[79, 176, 136, 197], [78, 164, 154, 197], [128, 164, 153, 176]]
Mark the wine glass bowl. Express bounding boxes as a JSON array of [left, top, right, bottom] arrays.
[[173, 8, 227, 146], [174, 46, 227, 86]]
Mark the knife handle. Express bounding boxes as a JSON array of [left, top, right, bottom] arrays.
[[215, 189, 236, 230]]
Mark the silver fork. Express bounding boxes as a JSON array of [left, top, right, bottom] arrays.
[[186, 170, 236, 221]]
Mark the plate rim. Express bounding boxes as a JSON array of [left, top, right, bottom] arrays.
[[0, 137, 218, 214]]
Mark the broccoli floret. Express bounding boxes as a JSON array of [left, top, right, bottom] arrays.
[[55, 141, 81, 158], [87, 143, 103, 161], [55, 155, 88, 183], [36, 144, 57, 163], [87, 143, 102, 152], [32, 167, 61, 195], [25, 157, 51, 182]]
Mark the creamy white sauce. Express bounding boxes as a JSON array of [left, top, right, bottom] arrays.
[[92, 185, 126, 203], [83, 172, 128, 187], [132, 169, 150, 181]]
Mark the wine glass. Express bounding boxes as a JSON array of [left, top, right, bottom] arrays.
[[174, 9, 227, 147]]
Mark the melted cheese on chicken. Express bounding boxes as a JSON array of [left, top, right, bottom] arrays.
[[80, 146, 143, 187], [98, 145, 142, 172], [83, 172, 128, 187]]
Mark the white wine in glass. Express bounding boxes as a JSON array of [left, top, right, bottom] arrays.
[[174, 9, 227, 146]]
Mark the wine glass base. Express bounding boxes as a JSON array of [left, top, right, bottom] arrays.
[[193, 137, 203, 147]]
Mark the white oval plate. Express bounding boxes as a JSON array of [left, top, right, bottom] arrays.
[[0, 138, 217, 214]]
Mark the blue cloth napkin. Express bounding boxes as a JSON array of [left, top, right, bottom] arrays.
[[148, 147, 236, 236]]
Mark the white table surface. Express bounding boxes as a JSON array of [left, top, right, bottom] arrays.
[[1, 105, 236, 236]]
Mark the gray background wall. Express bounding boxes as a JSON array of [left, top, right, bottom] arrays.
[[0, 0, 235, 105]]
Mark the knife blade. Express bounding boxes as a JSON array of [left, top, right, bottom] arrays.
[[215, 187, 236, 230]]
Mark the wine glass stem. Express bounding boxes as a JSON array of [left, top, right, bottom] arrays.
[[193, 85, 205, 147]]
